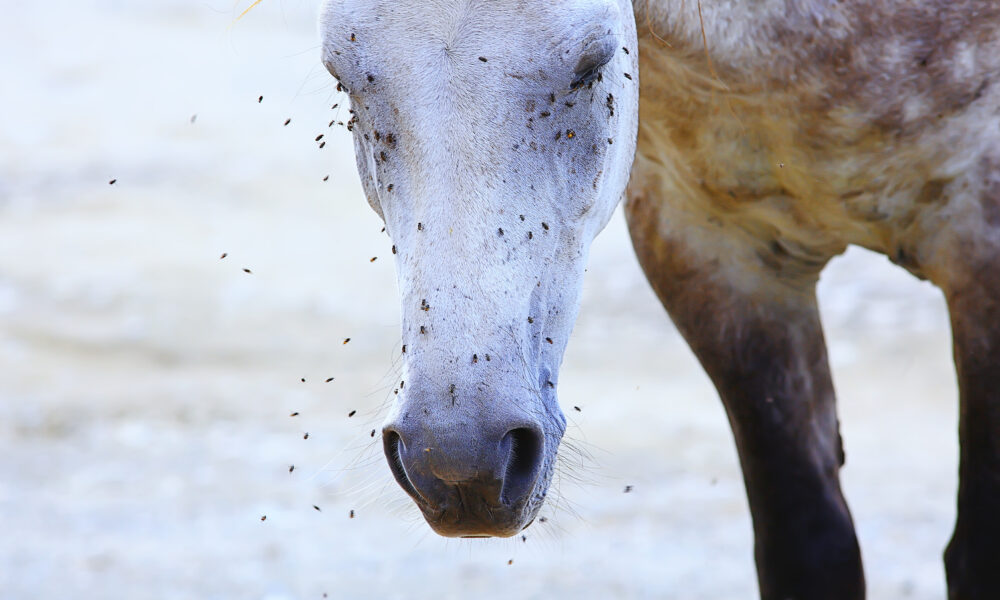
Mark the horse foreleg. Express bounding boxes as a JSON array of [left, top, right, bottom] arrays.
[[626, 195, 864, 600], [939, 238, 1000, 599]]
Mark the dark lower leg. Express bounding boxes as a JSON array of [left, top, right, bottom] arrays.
[[944, 282, 1000, 600], [687, 299, 864, 600]]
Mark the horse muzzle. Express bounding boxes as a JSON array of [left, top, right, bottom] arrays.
[[382, 418, 545, 537]]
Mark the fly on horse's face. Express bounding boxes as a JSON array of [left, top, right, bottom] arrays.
[[320, 0, 638, 536]]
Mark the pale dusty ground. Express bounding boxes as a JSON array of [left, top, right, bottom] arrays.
[[0, 1, 961, 599]]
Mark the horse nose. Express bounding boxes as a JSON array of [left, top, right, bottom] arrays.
[[382, 422, 545, 537]]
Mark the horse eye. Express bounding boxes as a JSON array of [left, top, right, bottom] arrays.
[[570, 39, 615, 90], [571, 65, 602, 90]]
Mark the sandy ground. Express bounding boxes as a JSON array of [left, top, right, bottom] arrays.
[[0, 1, 963, 598]]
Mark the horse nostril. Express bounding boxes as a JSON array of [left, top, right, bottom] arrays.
[[383, 430, 421, 503], [501, 427, 544, 506]]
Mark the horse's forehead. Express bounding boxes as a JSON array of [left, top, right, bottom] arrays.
[[329, 0, 605, 19], [324, 0, 618, 46], [322, 0, 626, 113]]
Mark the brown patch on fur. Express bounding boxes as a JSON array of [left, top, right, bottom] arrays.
[[916, 180, 947, 205], [624, 191, 707, 303]]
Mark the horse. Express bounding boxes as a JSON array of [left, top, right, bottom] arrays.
[[318, 1, 1000, 598]]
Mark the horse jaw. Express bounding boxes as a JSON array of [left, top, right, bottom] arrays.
[[320, 0, 638, 535]]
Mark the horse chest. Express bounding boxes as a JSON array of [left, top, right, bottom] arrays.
[[632, 24, 999, 275]]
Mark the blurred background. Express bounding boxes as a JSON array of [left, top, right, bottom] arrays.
[[0, 1, 961, 598]]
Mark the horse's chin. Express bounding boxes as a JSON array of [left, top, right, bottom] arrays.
[[420, 504, 538, 538], [414, 492, 543, 538], [426, 520, 525, 538]]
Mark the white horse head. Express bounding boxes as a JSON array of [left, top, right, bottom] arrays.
[[320, 0, 638, 537]]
